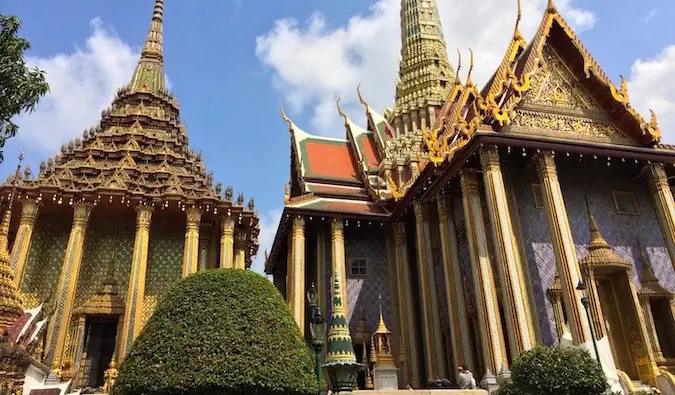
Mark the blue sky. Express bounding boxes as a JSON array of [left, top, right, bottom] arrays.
[[3, 0, 675, 273]]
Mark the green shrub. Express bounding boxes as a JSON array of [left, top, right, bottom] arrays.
[[112, 269, 318, 395], [494, 345, 608, 395]]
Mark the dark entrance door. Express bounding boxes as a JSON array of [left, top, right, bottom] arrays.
[[79, 317, 118, 389]]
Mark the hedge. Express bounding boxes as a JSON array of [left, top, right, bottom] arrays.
[[495, 345, 608, 395], [112, 269, 318, 395]]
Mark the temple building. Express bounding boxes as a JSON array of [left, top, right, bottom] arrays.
[[266, 0, 675, 391], [0, 0, 259, 391]]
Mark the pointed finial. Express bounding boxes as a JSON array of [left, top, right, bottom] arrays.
[[585, 195, 608, 247], [454, 49, 462, 85], [357, 83, 368, 107], [280, 103, 297, 134], [547, 0, 557, 13], [336, 97, 348, 124], [514, 0, 523, 40], [649, 109, 658, 129], [466, 48, 475, 86]]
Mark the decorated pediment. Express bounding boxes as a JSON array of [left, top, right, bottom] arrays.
[[510, 45, 632, 144]]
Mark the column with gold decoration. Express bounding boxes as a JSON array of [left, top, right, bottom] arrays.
[[392, 222, 420, 387], [412, 200, 445, 379], [11, 198, 41, 286], [290, 216, 305, 334], [220, 216, 235, 268], [331, 218, 348, 317], [436, 196, 474, 372], [535, 152, 592, 344], [460, 169, 508, 377], [182, 207, 201, 277], [234, 232, 247, 270], [646, 163, 675, 272], [480, 146, 536, 356], [45, 202, 93, 367], [118, 205, 153, 358]]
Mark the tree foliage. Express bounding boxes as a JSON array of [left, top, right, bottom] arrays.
[[0, 15, 49, 161], [495, 345, 609, 395], [112, 269, 317, 395]]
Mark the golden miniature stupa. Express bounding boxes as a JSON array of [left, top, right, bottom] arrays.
[[1, 0, 259, 390]]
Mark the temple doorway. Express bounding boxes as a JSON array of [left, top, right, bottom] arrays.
[[78, 317, 118, 389]]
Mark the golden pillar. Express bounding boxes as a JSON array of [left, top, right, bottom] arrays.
[[392, 222, 420, 387], [219, 216, 235, 268], [45, 202, 93, 367], [331, 219, 348, 317], [198, 222, 213, 271], [290, 216, 305, 334], [460, 169, 508, 375], [11, 198, 41, 287], [480, 147, 536, 355], [546, 274, 566, 343], [646, 163, 675, 272], [412, 200, 446, 379], [182, 207, 201, 277], [234, 233, 247, 270], [437, 196, 474, 370], [118, 205, 153, 358], [640, 298, 664, 362], [535, 152, 592, 344]]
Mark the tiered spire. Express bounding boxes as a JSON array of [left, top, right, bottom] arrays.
[[581, 198, 631, 270], [0, 153, 26, 329], [130, 0, 166, 93], [394, 0, 454, 111]]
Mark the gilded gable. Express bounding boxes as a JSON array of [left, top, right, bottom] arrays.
[[508, 45, 635, 145]]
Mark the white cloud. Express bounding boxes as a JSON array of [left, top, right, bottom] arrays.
[[255, 0, 596, 137], [643, 7, 657, 23], [628, 45, 675, 143], [250, 208, 283, 276], [16, 18, 140, 152]]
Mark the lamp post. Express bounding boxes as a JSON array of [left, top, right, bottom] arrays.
[[307, 283, 327, 394], [576, 280, 601, 363]]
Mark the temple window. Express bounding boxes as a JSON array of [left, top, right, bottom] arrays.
[[531, 184, 545, 209], [612, 191, 639, 215], [348, 257, 369, 278]]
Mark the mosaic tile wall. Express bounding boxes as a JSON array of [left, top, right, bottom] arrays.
[[343, 226, 393, 335], [20, 215, 72, 308], [510, 158, 675, 345], [74, 218, 135, 309], [453, 194, 477, 313], [428, 204, 450, 329], [141, 216, 184, 327]]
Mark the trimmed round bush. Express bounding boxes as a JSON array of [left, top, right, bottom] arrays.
[[495, 345, 608, 395], [113, 269, 318, 395]]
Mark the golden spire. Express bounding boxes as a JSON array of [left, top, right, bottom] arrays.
[[130, 0, 166, 93], [374, 293, 390, 335], [394, 0, 454, 110], [0, 151, 25, 330], [547, 0, 558, 14], [581, 197, 631, 270]]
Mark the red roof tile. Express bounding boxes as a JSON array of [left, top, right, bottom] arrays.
[[304, 141, 359, 180]]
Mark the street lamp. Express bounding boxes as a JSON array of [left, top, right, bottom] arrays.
[[576, 280, 601, 363], [307, 283, 327, 394]]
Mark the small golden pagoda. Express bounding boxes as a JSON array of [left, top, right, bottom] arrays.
[[1, 0, 259, 389]]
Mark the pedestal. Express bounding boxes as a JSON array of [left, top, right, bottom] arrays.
[[373, 366, 398, 390]]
